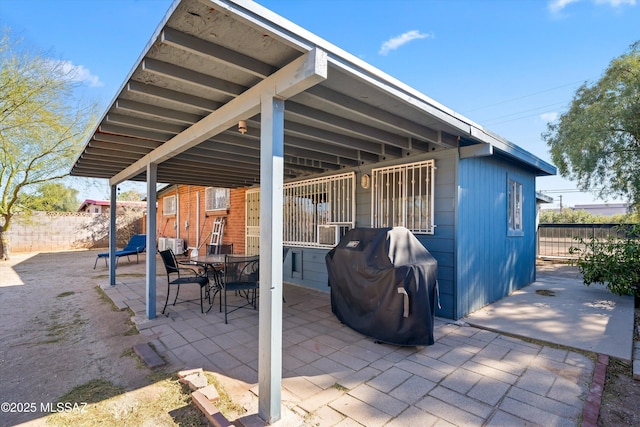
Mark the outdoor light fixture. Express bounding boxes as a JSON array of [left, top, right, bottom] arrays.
[[238, 120, 247, 134]]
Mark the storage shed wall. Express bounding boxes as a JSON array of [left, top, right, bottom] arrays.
[[456, 153, 537, 318]]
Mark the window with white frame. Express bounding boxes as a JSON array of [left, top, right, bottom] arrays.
[[371, 159, 436, 234], [508, 179, 523, 234], [163, 195, 176, 215], [283, 172, 355, 247], [205, 187, 230, 211]]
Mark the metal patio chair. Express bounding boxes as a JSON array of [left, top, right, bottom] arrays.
[[222, 255, 259, 323], [159, 249, 209, 314]]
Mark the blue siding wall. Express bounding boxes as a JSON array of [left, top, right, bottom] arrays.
[[284, 150, 458, 317], [283, 247, 330, 292], [456, 154, 537, 318], [414, 151, 457, 319]]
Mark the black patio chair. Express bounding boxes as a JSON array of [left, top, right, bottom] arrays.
[[159, 249, 209, 314], [222, 255, 259, 323], [205, 243, 234, 312]]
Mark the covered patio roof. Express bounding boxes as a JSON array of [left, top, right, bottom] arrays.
[[70, 0, 554, 187], [68, 1, 555, 422]]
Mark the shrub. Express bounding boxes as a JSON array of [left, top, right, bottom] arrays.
[[569, 224, 640, 297]]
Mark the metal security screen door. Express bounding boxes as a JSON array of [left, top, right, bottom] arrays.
[[371, 159, 435, 234], [246, 188, 260, 255]]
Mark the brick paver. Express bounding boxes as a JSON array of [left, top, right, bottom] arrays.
[[110, 276, 595, 427]]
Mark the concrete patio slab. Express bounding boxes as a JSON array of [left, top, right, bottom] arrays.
[[464, 268, 635, 361]]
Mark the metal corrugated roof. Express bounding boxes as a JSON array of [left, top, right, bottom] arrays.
[[70, 0, 554, 188]]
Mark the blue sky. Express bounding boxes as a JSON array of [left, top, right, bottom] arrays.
[[2, 0, 639, 208]]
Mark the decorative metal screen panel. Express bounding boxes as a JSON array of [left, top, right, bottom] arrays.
[[245, 173, 356, 250], [371, 160, 435, 234], [283, 172, 355, 247]]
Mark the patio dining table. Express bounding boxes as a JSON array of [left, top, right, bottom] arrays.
[[179, 254, 256, 314]]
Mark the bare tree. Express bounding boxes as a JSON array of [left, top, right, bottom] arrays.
[[0, 28, 97, 259]]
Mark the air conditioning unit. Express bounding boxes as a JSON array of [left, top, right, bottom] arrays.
[[318, 224, 351, 246], [166, 238, 184, 255], [158, 237, 168, 252]]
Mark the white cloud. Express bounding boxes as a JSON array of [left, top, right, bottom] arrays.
[[549, 0, 581, 13], [595, 0, 636, 6], [549, 0, 636, 13], [379, 30, 431, 56], [47, 59, 104, 87], [541, 112, 559, 123]]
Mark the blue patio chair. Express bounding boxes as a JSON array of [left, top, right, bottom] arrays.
[[93, 234, 146, 269]]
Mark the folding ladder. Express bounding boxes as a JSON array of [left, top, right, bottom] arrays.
[[208, 217, 226, 253]]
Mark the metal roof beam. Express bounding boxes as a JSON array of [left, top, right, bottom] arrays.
[[161, 27, 276, 78], [110, 48, 328, 185], [98, 123, 172, 143], [301, 86, 444, 146], [284, 121, 382, 155], [142, 57, 246, 98], [83, 148, 146, 161], [114, 99, 203, 125], [87, 140, 155, 155], [106, 113, 186, 134], [287, 101, 410, 149], [92, 133, 163, 149], [126, 80, 221, 112]]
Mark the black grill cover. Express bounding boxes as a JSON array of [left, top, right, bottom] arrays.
[[325, 227, 437, 346]]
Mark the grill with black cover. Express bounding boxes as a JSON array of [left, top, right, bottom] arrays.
[[325, 227, 438, 346]]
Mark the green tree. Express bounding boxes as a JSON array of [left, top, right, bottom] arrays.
[[539, 208, 640, 224], [543, 41, 640, 207], [0, 29, 97, 259], [19, 182, 79, 212], [570, 224, 640, 297], [118, 189, 144, 202]]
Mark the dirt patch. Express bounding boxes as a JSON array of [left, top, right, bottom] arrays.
[[598, 307, 640, 426], [0, 251, 153, 426]]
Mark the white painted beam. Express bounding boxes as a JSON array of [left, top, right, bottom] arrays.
[[258, 94, 284, 423], [109, 48, 327, 186], [459, 143, 493, 159]]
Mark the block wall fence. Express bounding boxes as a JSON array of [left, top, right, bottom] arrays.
[[6, 211, 143, 254]]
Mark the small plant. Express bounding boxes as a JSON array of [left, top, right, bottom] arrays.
[[56, 291, 75, 298], [332, 383, 348, 392], [569, 224, 640, 297]]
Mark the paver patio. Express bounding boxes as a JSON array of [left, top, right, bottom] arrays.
[[101, 255, 596, 427]]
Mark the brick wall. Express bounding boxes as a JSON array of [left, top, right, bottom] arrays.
[[156, 185, 249, 254]]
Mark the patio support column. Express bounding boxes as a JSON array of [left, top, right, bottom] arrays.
[[258, 94, 284, 423], [109, 185, 117, 286], [146, 162, 158, 319]]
